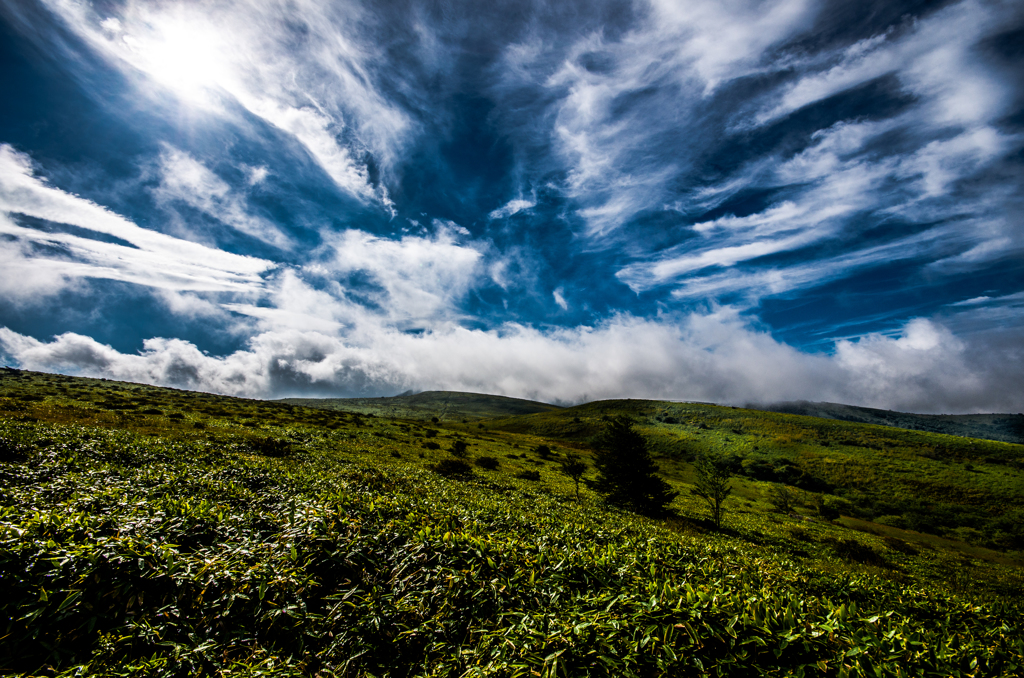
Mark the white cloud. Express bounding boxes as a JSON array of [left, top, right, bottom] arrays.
[[616, 160, 878, 293], [660, 221, 974, 304], [156, 290, 234, 322], [649, 0, 816, 92], [4, 311, 1020, 412], [617, 102, 1021, 301], [224, 269, 354, 334], [512, 0, 815, 236], [754, 0, 1014, 127], [243, 165, 270, 186], [488, 197, 536, 220], [40, 0, 412, 205], [0, 145, 273, 300], [310, 223, 484, 324], [832, 319, 992, 413], [0, 228, 83, 302], [553, 287, 568, 311], [153, 146, 292, 249], [892, 127, 1008, 200]]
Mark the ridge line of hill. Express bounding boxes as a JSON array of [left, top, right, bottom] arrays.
[[280, 388, 1024, 444], [751, 400, 1024, 445]]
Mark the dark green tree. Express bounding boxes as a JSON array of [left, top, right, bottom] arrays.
[[559, 452, 588, 500], [768, 483, 797, 514], [814, 494, 840, 521], [592, 416, 677, 515], [693, 453, 732, 529], [450, 439, 469, 458]]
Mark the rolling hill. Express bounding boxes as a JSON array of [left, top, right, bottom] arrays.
[[754, 400, 1024, 444], [278, 389, 562, 421], [1, 368, 1022, 676]]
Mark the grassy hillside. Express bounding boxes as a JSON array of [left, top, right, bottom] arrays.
[[755, 401, 1024, 445], [483, 399, 1024, 553], [279, 390, 561, 421], [1, 369, 1023, 677]]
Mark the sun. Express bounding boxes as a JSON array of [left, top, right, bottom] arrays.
[[118, 16, 233, 106]]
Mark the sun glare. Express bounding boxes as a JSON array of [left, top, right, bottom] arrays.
[[123, 18, 233, 105]]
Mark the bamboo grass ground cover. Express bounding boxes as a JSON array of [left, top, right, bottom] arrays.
[[0, 370, 1023, 676], [485, 401, 1024, 553]]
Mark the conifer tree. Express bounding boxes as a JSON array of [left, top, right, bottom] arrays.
[[592, 416, 677, 515]]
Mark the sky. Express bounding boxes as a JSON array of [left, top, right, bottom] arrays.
[[0, 0, 1022, 413]]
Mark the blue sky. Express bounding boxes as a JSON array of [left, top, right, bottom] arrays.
[[1, 0, 1022, 412]]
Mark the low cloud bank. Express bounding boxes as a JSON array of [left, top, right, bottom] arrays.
[[2, 312, 1020, 414]]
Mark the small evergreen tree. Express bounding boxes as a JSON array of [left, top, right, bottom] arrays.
[[559, 452, 588, 500], [693, 453, 732, 529], [592, 416, 677, 515]]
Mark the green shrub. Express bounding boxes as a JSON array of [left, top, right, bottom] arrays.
[[247, 437, 292, 457], [475, 456, 499, 470], [432, 458, 474, 478], [828, 538, 886, 567], [815, 495, 841, 521], [768, 483, 797, 513]]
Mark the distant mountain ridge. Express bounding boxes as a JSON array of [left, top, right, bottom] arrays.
[[277, 390, 561, 421], [281, 391, 1024, 443], [754, 401, 1024, 445]]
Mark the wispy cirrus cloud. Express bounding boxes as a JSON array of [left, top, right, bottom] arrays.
[[491, 0, 816, 237], [2, 0, 1022, 414], [38, 0, 411, 207], [488, 197, 536, 220], [0, 144, 272, 300], [486, 0, 1023, 317], [618, 108, 1020, 303], [751, 0, 1016, 127], [152, 145, 293, 249]]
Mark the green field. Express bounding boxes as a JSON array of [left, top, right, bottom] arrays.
[[1, 368, 1022, 676]]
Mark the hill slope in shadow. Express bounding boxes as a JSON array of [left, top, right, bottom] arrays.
[[278, 390, 561, 421], [753, 401, 1024, 444]]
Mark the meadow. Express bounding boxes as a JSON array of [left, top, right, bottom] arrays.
[[1, 368, 1022, 676]]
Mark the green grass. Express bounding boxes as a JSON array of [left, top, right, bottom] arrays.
[[1, 369, 1023, 676], [484, 399, 1024, 553]]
